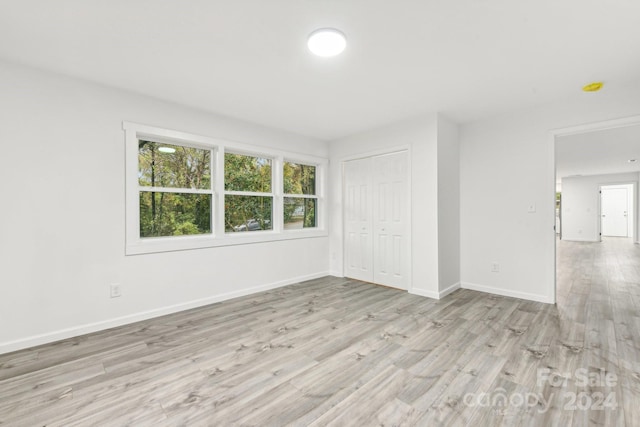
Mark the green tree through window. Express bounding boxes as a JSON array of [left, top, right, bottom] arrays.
[[138, 140, 212, 237], [283, 162, 317, 229], [224, 153, 273, 232]]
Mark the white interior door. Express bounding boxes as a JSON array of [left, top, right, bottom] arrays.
[[344, 158, 373, 282], [372, 152, 409, 290], [601, 187, 628, 237]]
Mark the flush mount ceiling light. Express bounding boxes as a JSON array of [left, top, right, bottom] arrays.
[[307, 28, 346, 57], [582, 81, 604, 92], [158, 146, 176, 153]]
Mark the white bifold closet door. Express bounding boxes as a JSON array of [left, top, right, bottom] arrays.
[[344, 151, 409, 290]]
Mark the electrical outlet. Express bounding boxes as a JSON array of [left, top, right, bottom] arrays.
[[491, 262, 500, 273], [110, 284, 122, 298]]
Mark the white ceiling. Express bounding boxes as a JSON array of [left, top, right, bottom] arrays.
[[556, 124, 640, 184], [1, 0, 640, 140]]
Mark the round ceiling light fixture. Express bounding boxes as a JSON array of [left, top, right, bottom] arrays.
[[307, 28, 346, 57], [582, 81, 604, 92]]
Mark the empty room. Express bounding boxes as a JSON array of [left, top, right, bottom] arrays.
[[1, 1, 640, 426]]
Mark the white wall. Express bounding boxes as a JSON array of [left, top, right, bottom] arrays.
[[0, 60, 330, 354], [460, 84, 640, 304], [437, 117, 461, 293], [561, 175, 638, 242], [329, 113, 460, 299]]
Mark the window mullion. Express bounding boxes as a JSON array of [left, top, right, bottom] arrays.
[[283, 194, 318, 199], [224, 190, 274, 197], [273, 156, 283, 233], [215, 147, 226, 236], [139, 187, 212, 195], [210, 147, 216, 237]]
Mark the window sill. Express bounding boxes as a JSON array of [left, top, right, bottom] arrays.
[[126, 229, 328, 255]]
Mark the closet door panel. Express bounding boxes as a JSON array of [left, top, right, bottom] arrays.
[[343, 158, 373, 282], [373, 151, 409, 289]]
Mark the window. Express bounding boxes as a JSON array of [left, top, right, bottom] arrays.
[[138, 140, 213, 237], [224, 153, 273, 232], [283, 162, 317, 229], [124, 122, 327, 254]]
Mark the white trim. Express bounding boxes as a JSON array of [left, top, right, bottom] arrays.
[[409, 287, 440, 299], [224, 190, 275, 197], [410, 282, 460, 300], [548, 129, 558, 305], [123, 121, 326, 162], [461, 282, 553, 304], [139, 187, 212, 195], [127, 231, 328, 255], [439, 282, 461, 298], [340, 145, 412, 163], [215, 147, 225, 235], [598, 184, 602, 242], [0, 271, 330, 355], [283, 194, 319, 199], [560, 238, 600, 243], [550, 115, 640, 137], [273, 155, 283, 233], [406, 147, 413, 294]]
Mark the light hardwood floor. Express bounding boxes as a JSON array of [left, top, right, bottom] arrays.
[[1, 238, 639, 426]]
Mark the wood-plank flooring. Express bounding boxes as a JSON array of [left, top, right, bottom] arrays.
[[1, 237, 639, 426]]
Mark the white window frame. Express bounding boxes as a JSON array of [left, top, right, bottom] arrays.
[[124, 122, 328, 255], [282, 160, 321, 232], [137, 138, 215, 238], [223, 150, 275, 234]]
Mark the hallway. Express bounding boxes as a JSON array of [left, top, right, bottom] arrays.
[[555, 237, 640, 425]]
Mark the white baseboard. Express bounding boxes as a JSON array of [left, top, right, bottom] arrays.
[[439, 282, 461, 298], [409, 287, 439, 299], [410, 282, 460, 300], [461, 281, 553, 304], [0, 271, 330, 355]]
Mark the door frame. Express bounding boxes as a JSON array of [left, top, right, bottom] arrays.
[[341, 145, 412, 292], [550, 114, 640, 304]]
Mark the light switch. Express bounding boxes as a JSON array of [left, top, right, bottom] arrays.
[[527, 204, 536, 213]]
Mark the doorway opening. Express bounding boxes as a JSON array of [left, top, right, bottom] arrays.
[[553, 116, 640, 303]]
